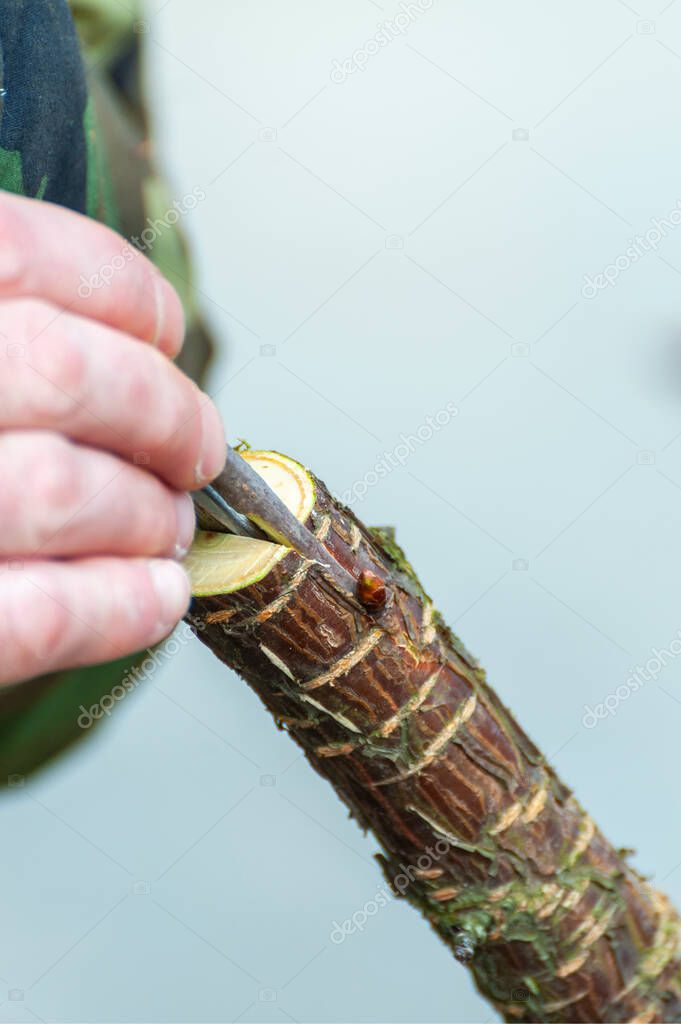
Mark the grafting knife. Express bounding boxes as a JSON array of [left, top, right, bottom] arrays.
[[192, 445, 358, 596]]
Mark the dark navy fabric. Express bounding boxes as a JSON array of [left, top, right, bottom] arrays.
[[0, 0, 88, 211]]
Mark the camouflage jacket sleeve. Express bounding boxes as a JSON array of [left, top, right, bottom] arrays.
[[0, 0, 214, 781]]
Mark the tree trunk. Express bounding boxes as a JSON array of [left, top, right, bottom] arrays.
[[186, 450, 681, 1023]]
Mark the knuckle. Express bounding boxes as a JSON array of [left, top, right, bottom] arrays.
[[26, 315, 89, 420], [110, 334, 164, 410], [0, 433, 82, 549], [122, 359, 157, 412], [126, 355, 199, 477], [31, 325, 87, 409], [6, 576, 71, 672], [130, 481, 177, 555], [8, 296, 58, 340], [31, 588, 71, 661], [103, 468, 176, 556], [33, 437, 80, 507], [0, 196, 28, 288], [112, 561, 160, 638], [167, 377, 203, 458], [154, 273, 185, 354], [28, 439, 83, 542], [0, 435, 23, 521]]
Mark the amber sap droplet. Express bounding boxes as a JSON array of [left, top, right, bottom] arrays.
[[357, 571, 387, 610]]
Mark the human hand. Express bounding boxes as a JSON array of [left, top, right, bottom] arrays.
[[0, 193, 226, 685]]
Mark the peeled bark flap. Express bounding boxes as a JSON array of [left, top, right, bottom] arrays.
[[188, 468, 681, 1024]]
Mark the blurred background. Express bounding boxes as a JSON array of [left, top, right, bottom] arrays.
[[5, 0, 681, 1020]]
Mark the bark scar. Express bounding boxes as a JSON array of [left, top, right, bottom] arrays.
[[302, 628, 383, 691], [375, 693, 478, 786]]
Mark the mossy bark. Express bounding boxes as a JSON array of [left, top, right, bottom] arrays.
[[187, 463, 681, 1023]]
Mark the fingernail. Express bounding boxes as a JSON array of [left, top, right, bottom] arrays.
[[194, 400, 226, 485], [151, 272, 166, 348], [151, 272, 185, 355], [148, 560, 191, 632], [173, 492, 196, 559]]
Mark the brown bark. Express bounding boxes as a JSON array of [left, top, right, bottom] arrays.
[[187, 463, 681, 1023]]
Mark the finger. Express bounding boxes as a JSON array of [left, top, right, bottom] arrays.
[[0, 557, 191, 687], [0, 192, 185, 357], [0, 299, 226, 490], [0, 432, 196, 559]]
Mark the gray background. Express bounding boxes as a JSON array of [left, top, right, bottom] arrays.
[[5, 0, 681, 1021]]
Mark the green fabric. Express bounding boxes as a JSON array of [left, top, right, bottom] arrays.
[[0, 147, 24, 194], [0, 658, 138, 780]]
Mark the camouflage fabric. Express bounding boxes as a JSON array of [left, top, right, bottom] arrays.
[[0, 0, 214, 780]]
